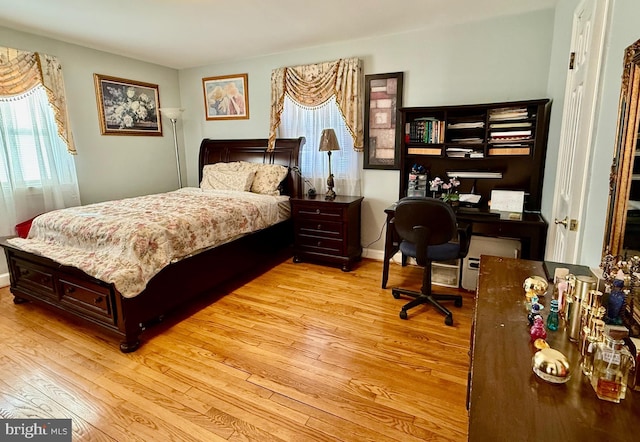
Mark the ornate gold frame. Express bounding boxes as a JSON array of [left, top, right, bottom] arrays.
[[93, 74, 162, 136], [605, 39, 640, 255]]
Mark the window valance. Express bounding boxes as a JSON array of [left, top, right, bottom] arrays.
[[269, 57, 363, 151], [0, 46, 76, 154]]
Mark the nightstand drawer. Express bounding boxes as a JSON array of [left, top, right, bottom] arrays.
[[296, 234, 342, 254], [297, 219, 343, 239], [293, 204, 345, 221]]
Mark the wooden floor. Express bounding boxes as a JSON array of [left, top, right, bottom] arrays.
[[0, 257, 475, 441]]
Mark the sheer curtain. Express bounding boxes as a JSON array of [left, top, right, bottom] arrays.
[[270, 57, 364, 196], [0, 85, 80, 237], [279, 95, 362, 196]]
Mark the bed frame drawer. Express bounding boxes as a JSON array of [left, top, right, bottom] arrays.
[[58, 276, 116, 324], [10, 257, 57, 300]]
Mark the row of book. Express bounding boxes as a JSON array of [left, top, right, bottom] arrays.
[[405, 118, 446, 143]]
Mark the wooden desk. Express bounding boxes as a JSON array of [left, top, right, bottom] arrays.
[[469, 256, 639, 441], [381, 203, 548, 288]]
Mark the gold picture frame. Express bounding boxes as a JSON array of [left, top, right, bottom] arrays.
[[202, 73, 249, 120], [93, 74, 162, 136]]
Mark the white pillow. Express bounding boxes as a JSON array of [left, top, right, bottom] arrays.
[[200, 167, 255, 191], [201, 161, 288, 195], [251, 164, 288, 195]]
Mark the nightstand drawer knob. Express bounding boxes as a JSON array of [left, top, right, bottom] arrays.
[[317, 224, 322, 230], [317, 241, 322, 247], [315, 209, 321, 214]]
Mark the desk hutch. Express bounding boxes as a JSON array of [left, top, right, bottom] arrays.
[[399, 98, 551, 212], [383, 99, 552, 288]]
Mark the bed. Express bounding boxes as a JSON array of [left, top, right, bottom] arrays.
[[0, 137, 305, 352]]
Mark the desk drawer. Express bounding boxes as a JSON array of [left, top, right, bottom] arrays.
[[297, 219, 343, 239], [59, 276, 115, 324]]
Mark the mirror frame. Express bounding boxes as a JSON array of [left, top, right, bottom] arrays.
[[605, 39, 640, 256], [605, 38, 640, 334]]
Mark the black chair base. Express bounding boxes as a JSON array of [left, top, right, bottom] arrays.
[[392, 287, 462, 326]]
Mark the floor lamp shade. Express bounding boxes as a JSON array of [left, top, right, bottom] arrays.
[[159, 107, 184, 188], [318, 128, 340, 200]]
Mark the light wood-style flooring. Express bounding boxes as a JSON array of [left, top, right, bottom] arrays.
[[0, 257, 474, 441]]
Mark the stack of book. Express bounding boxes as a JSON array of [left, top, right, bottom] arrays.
[[488, 107, 534, 145]]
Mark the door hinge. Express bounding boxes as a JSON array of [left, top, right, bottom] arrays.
[[569, 219, 579, 231], [569, 52, 576, 70]]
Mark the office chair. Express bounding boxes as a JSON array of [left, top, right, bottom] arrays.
[[391, 197, 471, 326]]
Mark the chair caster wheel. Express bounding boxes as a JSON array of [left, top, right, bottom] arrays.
[[392, 289, 400, 299], [444, 315, 453, 326], [399, 310, 408, 320], [455, 298, 463, 308]]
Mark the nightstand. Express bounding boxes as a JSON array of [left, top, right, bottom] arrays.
[[291, 195, 364, 271]]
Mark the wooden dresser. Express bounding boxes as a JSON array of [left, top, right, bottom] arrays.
[[469, 256, 639, 441], [291, 195, 363, 271]]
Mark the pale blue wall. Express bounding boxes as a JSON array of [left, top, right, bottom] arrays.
[[179, 10, 555, 256], [0, 26, 182, 205]]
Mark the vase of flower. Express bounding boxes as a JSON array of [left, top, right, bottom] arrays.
[[430, 176, 460, 205]]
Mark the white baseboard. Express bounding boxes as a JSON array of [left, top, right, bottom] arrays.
[[362, 247, 384, 261], [0, 273, 9, 288], [362, 248, 404, 263]]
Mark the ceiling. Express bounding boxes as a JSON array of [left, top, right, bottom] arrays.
[[0, 0, 559, 70]]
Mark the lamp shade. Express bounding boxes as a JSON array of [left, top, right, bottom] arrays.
[[159, 107, 184, 120], [318, 128, 340, 152]]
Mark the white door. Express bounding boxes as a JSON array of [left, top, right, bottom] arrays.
[[547, 0, 609, 263]]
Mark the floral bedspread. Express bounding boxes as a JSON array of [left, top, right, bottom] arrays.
[[8, 188, 288, 298]]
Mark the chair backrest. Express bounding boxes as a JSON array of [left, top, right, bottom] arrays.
[[394, 197, 457, 246]]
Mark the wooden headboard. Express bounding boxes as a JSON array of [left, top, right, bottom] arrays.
[[198, 137, 306, 198]]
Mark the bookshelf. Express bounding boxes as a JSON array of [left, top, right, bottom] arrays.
[[399, 99, 551, 212]]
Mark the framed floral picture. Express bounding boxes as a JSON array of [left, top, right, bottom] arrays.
[[202, 73, 249, 120], [363, 72, 404, 169], [94, 74, 162, 136]]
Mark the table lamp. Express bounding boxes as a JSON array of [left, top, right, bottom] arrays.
[[318, 128, 340, 200], [159, 107, 184, 188]]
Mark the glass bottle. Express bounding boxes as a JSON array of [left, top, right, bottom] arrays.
[[581, 319, 605, 377], [590, 332, 635, 402], [605, 279, 626, 325], [530, 316, 547, 342], [547, 299, 559, 331]]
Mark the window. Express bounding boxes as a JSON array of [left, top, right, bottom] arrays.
[[279, 95, 362, 196], [0, 85, 80, 236], [0, 86, 77, 187]]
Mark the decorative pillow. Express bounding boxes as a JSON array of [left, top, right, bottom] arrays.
[[200, 167, 255, 191], [251, 164, 289, 195]]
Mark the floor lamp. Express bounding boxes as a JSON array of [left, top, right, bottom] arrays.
[[159, 107, 184, 188]]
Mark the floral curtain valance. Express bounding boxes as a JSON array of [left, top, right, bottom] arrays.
[[0, 46, 76, 154], [269, 57, 363, 151]]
